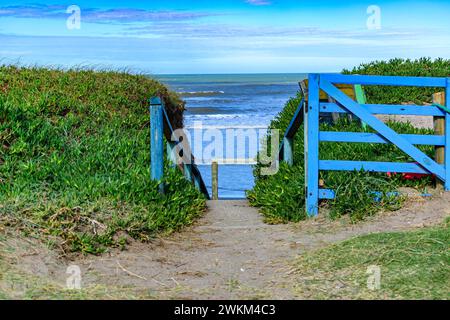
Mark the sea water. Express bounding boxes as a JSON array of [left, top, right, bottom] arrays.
[[155, 73, 306, 199]]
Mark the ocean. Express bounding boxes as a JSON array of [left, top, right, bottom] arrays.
[[155, 73, 307, 199]]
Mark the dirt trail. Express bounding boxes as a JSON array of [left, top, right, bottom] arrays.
[[73, 196, 448, 299], [3, 195, 449, 299]]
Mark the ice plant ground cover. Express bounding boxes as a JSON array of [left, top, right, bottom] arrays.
[[0, 65, 206, 254]]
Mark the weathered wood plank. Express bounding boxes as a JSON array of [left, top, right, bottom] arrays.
[[433, 91, 445, 189], [212, 161, 219, 200], [300, 79, 356, 101]]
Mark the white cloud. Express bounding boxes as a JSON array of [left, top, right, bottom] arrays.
[[246, 0, 272, 6]]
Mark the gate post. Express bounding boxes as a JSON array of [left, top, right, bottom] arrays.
[[305, 74, 320, 217], [150, 97, 164, 193], [212, 161, 219, 200], [433, 91, 445, 189], [445, 78, 450, 191]]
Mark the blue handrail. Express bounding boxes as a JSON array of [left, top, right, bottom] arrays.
[[150, 96, 210, 199]]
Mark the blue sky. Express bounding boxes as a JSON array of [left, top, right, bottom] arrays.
[[0, 1, 449, 74]]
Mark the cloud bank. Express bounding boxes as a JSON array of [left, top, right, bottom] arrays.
[[0, 4, 215, 23]]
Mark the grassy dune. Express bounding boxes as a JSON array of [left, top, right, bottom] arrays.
[[0, 66, 206, 254]]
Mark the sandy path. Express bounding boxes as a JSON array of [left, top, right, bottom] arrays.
[[2, 195, 448, 299], [62, 195, 449, 299]]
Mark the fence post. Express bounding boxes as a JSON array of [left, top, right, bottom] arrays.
[[354, 84, 368, 131], [212, 161, 219, 200], [283, 137, 294, 166], [150, 97, 164, 193], [433, 92, 445, 189], [305, 74, 320, 217], [445, 79, 450, 191]]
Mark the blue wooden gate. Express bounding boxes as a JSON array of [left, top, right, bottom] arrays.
[[305, 74, 449, 216]]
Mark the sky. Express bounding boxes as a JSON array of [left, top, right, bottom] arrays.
[[0, 0, 449, 74]]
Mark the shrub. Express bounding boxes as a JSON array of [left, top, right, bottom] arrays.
[[343, 57, 450, 104]]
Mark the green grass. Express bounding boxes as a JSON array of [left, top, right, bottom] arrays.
[[344, 57, 450, 104], [292, 219, 450, 299], [248, 58, 448, 223], [0, 65, 206, 254]]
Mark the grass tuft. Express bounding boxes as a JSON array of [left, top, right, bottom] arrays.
[[292, 219, 450, 299]]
